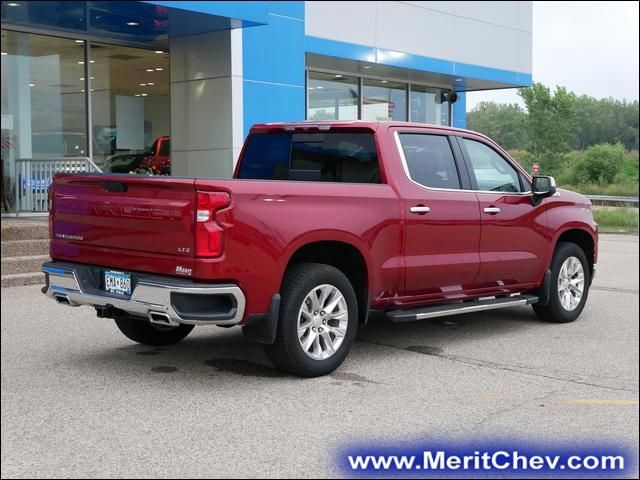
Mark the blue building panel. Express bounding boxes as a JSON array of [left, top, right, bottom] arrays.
[[305, 36, 377, 64], [453, 63, 532, 87], [1, 1, 269, 43], [243, 81, 306, 135], [242, 12, 305, 86], [375, 46, 456, 76], [144, 1, 268, 25], [452, 92, 467, 129], [305, 35, 531, 90], [265, 1, 305, 20], [242, 2, 306, 137]]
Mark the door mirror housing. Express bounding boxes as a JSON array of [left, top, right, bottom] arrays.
[[531, 176, 557, 204]]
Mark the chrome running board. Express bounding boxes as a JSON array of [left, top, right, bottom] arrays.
[[386, 294, 539, 323]]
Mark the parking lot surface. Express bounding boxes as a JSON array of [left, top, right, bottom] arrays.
[[1, 234, 638, 478]]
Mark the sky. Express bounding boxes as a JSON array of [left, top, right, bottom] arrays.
[[466, 1, 640, 111]]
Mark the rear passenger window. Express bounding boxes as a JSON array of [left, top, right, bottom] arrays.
[[398, 133, 461, 189], [238, 132, 381, 183]]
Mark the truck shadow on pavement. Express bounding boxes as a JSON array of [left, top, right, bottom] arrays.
[[360, 305, 543, 348], [78, 305, 546, 383]]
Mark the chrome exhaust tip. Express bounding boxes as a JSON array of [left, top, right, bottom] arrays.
[[148, 311, 179, 327], [54, 293, 72, 305]]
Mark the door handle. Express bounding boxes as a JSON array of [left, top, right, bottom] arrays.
[[410, 205, 431, 214], [483, 207, 501, 214]]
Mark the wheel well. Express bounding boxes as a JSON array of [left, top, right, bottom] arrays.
[[285, 241, 369, 323], [556, 229, 595, 273]]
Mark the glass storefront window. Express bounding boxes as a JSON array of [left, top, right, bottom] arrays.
[[410, 85, 450, 125], [362, 79, 407, 121], [1, 30, 87, 213], [306, 70, 453, 127], [1, 29, 171, 214], [307, 71, 359, 121], [90, 43, 170, 173]]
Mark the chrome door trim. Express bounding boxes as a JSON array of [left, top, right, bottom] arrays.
[[393, 131, 534, 196]]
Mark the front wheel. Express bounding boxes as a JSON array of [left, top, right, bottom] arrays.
[[533, 242, 591, 323], [114, 315, 194, 346], [264, 263, 358, 377]]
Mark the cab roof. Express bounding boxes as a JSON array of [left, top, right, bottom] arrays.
[[249, 120, 479, 136]]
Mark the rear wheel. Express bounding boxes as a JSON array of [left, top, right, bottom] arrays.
[[114, 315, 194, 346], [264, 263, 358, 377], [533, 242, 590, 323]]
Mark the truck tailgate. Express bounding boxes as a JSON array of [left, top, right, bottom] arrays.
[[51, 174, 196, 258]]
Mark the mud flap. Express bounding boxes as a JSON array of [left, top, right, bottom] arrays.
[[242, 294, 281, 344], [536, 269, 552, 306]]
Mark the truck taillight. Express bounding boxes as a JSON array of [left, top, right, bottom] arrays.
[[195, 191, 230, 258]]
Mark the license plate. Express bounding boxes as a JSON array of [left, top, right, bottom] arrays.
[[104, 270, 131, 296]]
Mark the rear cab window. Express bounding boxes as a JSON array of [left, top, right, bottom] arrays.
[[237, 132, 381, 183]]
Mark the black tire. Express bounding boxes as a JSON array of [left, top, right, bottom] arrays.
[[533, 241, 591, 323], [114, 315, 194, 346], [264, 263, 358, 377]]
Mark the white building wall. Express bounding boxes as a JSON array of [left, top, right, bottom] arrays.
[[169, 29, 244, 178], [305, 1, 532, 74]]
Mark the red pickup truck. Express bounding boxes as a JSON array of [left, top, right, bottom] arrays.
[[42, 121, 598, 377], [139, 135, 171, 174]]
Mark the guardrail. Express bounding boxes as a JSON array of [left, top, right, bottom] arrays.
[[586, 195, 639, 207], [15, 157, 102, 214]]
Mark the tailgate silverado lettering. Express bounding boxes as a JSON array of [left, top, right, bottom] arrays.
[[89, 202, 185, 220], [51, 176, 197, 260]]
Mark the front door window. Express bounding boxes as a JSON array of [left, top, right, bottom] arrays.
[[462, 138, 523, 193]]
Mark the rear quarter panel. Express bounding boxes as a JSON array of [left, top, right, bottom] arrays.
[[195, 179, 404, 316]]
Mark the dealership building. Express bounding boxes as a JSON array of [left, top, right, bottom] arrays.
[[1, 1, 532, 215]]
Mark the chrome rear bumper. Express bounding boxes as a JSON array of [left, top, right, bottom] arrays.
[[42, 261, 246, 327]]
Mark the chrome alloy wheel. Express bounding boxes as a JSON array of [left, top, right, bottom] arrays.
[[297, 284, 348, 361], [557, 256, 585, 311]]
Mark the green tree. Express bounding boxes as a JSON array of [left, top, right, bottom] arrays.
[[467, 101, 528, 150], [467, 85, 638, 153], [570, 96, 639, 150], [571, 143, 626, 184], [517, 83, 578, 160]]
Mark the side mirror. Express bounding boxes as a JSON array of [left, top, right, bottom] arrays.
[[531, 175, 557, 205]]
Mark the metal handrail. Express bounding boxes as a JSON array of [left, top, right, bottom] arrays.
[[14, 156, 103, 215], [15, 156, 103, 173]]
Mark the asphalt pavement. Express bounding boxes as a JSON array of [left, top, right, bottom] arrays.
[[1, 234, 638, 478]]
